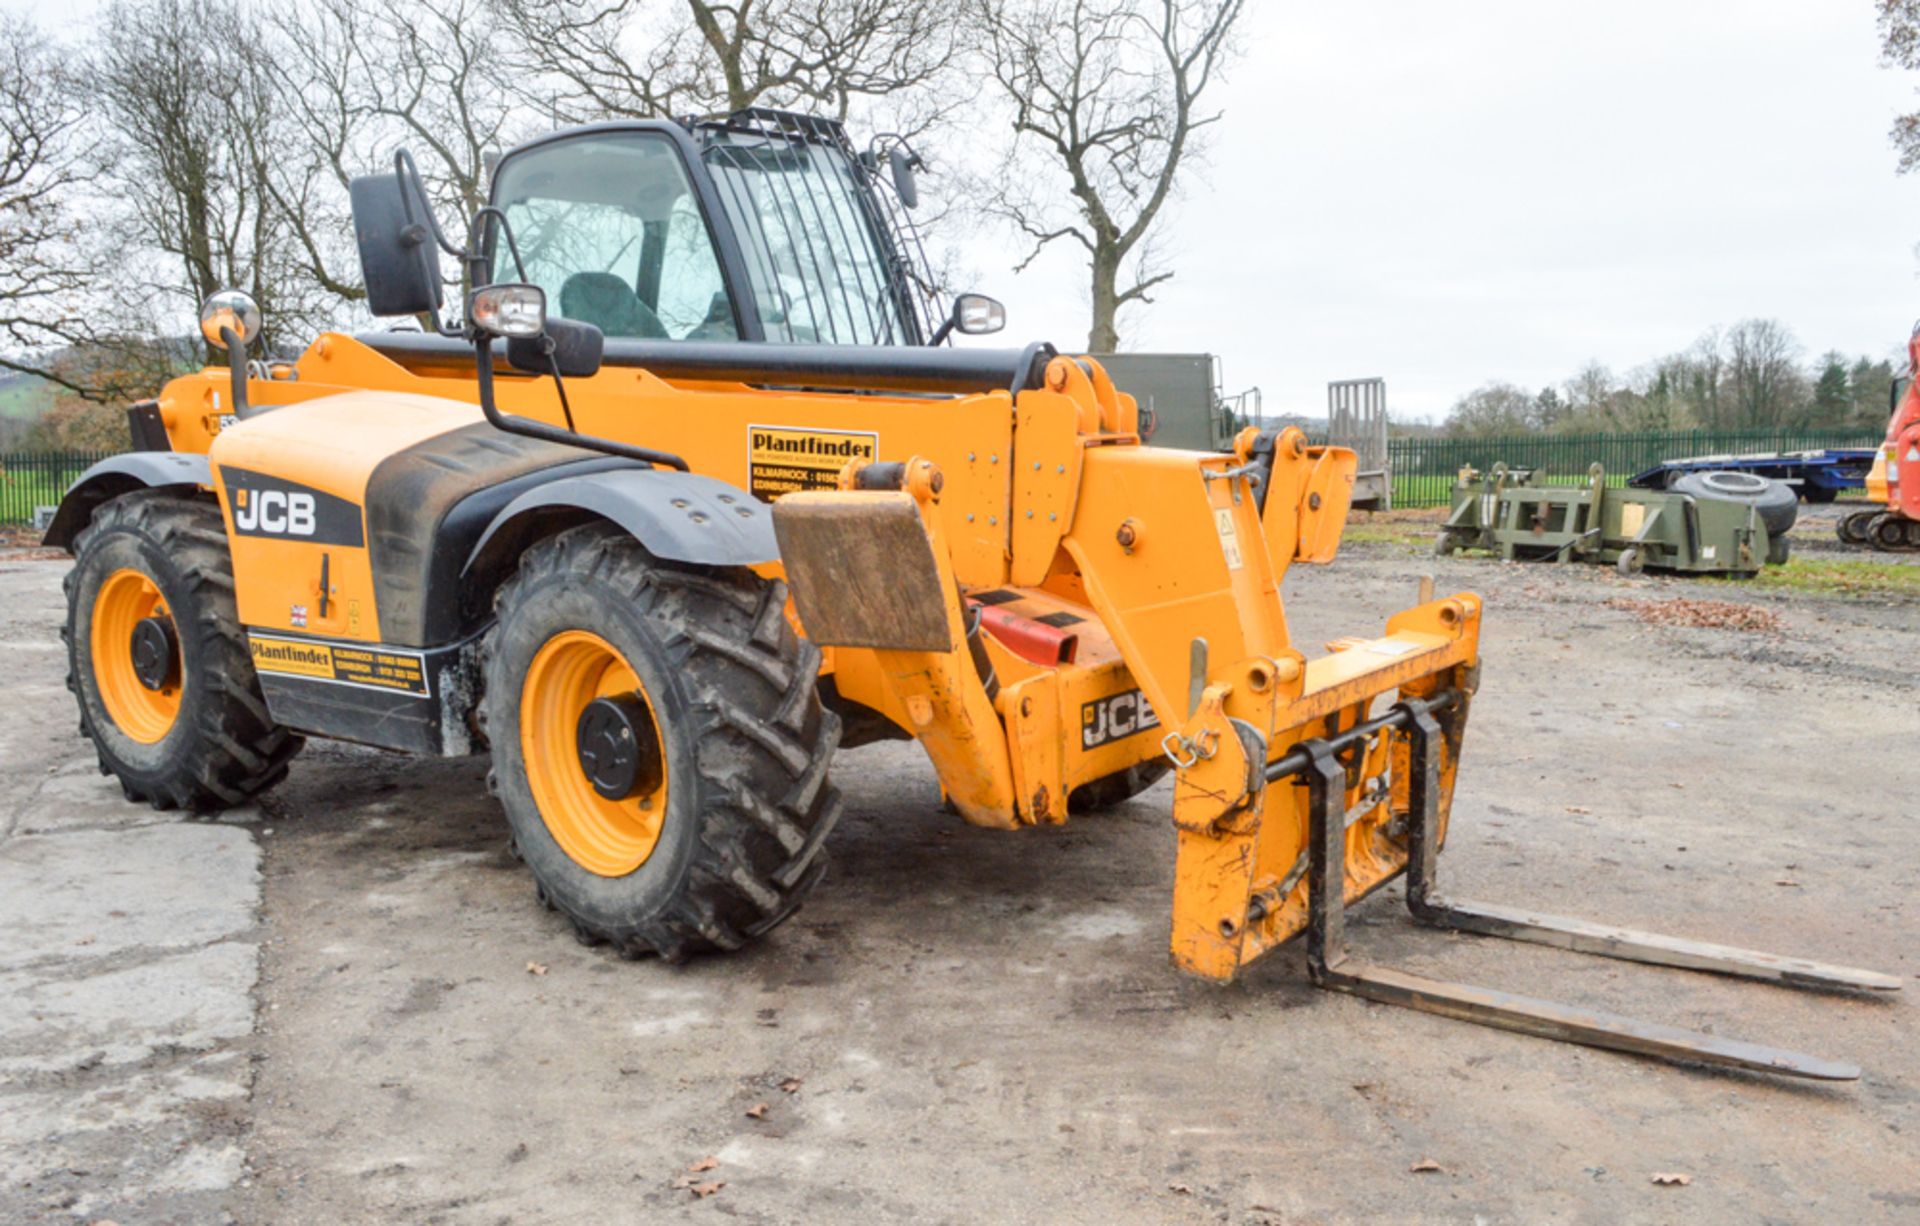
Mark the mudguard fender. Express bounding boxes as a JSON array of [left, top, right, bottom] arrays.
[[41, 452, 212, 550], [463, 469, 779, 580]]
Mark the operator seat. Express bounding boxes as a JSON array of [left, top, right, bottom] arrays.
[[558, 272, 669, 339]]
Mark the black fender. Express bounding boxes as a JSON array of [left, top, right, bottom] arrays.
[[462, 469, 779, 596], [42, 452, 212, 551]]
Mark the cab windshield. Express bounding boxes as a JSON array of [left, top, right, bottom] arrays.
[[491, 127, 914, 346], [492, 131, 738, 342], [701, 130, 909, 345]]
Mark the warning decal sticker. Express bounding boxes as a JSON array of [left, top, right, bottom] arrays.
[[1213, 507, 1244, 570], [747, 425, 878, 500], [249, 634, 429, 697]]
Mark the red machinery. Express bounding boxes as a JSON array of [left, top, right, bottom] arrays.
[[1838, 323, 1920, 551]]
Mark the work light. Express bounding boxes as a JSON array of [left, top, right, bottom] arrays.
[[470, 283, 547, 339]]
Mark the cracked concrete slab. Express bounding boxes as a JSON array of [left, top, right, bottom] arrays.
[[0, 559, 262, 1224], [0, 940, 259, 1075], [0, 824, 259, 971]]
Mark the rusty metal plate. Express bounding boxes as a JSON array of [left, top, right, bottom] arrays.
[[772, 492, 951, 651]]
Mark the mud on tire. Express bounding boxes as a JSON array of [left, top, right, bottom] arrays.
[[485, 523, 843, 961], [64, 490, 304, 811]]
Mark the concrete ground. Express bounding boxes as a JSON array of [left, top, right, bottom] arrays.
[[2, 502, 1916, 1224]]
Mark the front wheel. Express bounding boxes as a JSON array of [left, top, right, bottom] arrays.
[[63, 491, 302, 810], [484, 524, 842, 961]]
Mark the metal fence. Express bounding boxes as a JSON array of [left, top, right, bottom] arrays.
[[0, 451, 111, 528], [0, 429, 1892, 526], [1383, 428, 1887, 509]]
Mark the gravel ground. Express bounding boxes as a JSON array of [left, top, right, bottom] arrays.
[[1, 507, 1915, 1224]]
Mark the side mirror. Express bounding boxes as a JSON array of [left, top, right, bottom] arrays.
[[199, 289, 261, 351], [951, 293, 1006, 335], [930, 292, 1006, 344], [199, 289, 261, 419], [509, 318, 604, 379], [350, 172, 444, 317], [887, 146, 920, 210]]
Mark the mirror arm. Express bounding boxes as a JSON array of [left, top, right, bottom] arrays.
[[221, 326, 254, 420], [471, 335, 691, 472]]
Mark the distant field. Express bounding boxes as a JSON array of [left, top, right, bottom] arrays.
[[0, 374, 55, 423]]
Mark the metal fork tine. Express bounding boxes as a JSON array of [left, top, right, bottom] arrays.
[[1293, 702, 1883, 1082], [1412, 898, 1902, 993], [1320, 962, 1862, 1081], [1398, 700, 1900, 994]]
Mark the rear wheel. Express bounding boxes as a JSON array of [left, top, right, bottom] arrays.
[[64, 491, 303, 810], [485, 524, 842, 960], [1069, 760, 1170, 813]]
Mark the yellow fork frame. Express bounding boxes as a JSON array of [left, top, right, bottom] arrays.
[[772, 378, 1482, 984]]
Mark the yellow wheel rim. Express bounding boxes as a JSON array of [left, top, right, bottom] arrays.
[[520, 630, 669, 877], [90, 567, 182, 744]]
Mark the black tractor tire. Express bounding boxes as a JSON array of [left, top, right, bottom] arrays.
[[1804, 486, 1838, 504], [1671, 470, 1798, 537], [1069, 759, 1170, 812], [63, 490, 303, 811], [484, 524, 843, 961]]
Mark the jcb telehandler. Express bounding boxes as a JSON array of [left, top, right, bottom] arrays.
[[48, 109, 1896, 1079]]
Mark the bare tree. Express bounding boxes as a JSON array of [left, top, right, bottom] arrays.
[[270, 0, 530, 305], [1724, 318, 1806, 428], [496, 0, 955, 124], [0, 18, 111, 396], [92, 0, 331, 362], [1444, 382, 1537, 437], [1880, 1, 1920, 170], [973, 0, 1245, 352]]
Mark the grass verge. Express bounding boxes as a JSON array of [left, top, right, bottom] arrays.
[[1718, 556, 1920, 599]]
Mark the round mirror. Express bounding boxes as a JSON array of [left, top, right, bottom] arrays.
[[199, 289, 262, 351]]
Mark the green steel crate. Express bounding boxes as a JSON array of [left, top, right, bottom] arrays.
[[1435, 463, 1782, 577]]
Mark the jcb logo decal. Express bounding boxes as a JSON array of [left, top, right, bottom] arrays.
[[234, 488, 317, 536], [221, 466, 364, 546], [1081, 688, 1159, 749]]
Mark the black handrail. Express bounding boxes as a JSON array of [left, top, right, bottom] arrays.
[[363, 332, 1057, 397]]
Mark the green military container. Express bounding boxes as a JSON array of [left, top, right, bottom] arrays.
[[1435, 463, 1791, 577], [1094, 353, 1261, 452]]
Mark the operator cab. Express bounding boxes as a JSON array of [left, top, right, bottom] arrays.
[[486, 109, 967, 349]]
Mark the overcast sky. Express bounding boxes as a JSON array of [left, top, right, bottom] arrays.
[[12, 0, 1920, 422], [985, 1, 1920, 421]]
